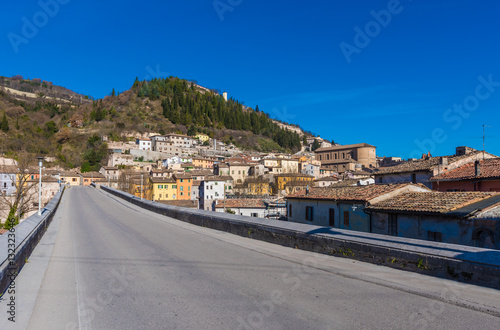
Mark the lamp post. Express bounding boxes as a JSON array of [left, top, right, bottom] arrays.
[[38, 157, 43, 216], [141, 173, 143, 200]]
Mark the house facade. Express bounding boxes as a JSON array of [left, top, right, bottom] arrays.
[[286, 183, 429, 232], [199, 177, 225, 211], [374, 148, 496, 188], [214, 199, 267, 217], [173, 173, 193, 200], [366, 191, 500, 249], [149, 177, 177, 201], [431, 158, 500, 192], [315, 143, 377, 173], [0, 165, 17, 196]]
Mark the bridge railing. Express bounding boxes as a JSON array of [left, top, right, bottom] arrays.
[[0, 188, 64, 294]]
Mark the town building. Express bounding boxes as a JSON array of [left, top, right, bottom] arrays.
[[173, 173, 193, 200], [136, 138, 152, 151], [374, 148, 496, 188], [149, 177, 176, 201], [214, 199, 267, 217], [79, 172, 106, 186], [99, 166, 119, 180], [315, 143, 377, 173], [366, 191, 500, 249], [199, 177, 225, 210], [286, 183, 429, 232], [431, 158, 500, 192], [274, 173, 314, 193], [0, 165, 17, 196]]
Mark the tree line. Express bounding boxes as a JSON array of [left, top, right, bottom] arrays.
[[135, 77, 302, 151]]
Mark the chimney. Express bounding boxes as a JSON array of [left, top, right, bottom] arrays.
[[306, 185, 310, 195], [440, 157, 448, 166], [475, 160, 481, 176]]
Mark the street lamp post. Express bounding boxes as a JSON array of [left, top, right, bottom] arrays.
[[141, 173, 143, 200], [38, 157, 43, 216]]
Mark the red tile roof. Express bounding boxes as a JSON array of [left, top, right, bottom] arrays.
[[431, 158, 500, 181], [374, 151, 491, 175], [366, 191, 500, 214], [215, 199, 266, 209], [286, 183, 427, 202]]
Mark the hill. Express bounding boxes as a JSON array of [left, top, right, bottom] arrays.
[[0, 75, 319, 171]]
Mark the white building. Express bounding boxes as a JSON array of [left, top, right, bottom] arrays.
[[136, 138, 152, 151], [164, 134, 195, 148], [199, 177, 225, 211], [0, 165, 17, 196], [214, 199, 267, 218]]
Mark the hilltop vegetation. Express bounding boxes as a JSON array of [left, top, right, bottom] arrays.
[[0, 75, 315, 171]]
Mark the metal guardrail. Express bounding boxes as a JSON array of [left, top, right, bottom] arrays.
[[0, 188, 65, 294]]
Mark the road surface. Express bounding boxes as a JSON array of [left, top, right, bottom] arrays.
[[3, 186, 500, 329]]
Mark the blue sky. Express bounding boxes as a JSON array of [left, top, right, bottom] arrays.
[[1, 0, 499, 158]]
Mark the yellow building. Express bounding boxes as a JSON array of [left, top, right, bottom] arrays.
[[246, 178, 271, 196], [192, 157, 215, 169], [274, 174, 314, 192], [195, 134, 210, 143], [149, 177, 177, 201]]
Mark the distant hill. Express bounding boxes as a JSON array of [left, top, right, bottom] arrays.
[[0, 75, 320, 171]]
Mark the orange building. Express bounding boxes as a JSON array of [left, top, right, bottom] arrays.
[[173, 173, 193, 200]]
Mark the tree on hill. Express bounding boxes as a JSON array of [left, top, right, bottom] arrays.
[[312, 139, 321, 151], [1, 113, 9, 132]]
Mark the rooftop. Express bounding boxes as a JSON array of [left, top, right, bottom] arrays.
[[374, 151, 490, 175], [366, 191, 500, 215], [315, 143, 376, 153], [431, 158, 500, 181], [287, 183, 427, 202], [149, 177, 176, 184], [215, 198, 266, 209]]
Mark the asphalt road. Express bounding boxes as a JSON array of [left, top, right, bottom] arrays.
[[6, 186, 500, 329]]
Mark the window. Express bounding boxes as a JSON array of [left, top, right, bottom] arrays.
[[180, 186, 184, 191], [159, 194, 162, 198], [329, 209, 335, 227], [251, 213, 258, 217], [428, 231, 442, 242], [180, 179, 184, 183], [412, 173, 417, 184], [389, 214, 398, 236], [159, 185, 163, 189], [343, 211, 349, 227], [173, 185, 177, 189], [188, 186, 190, 191], [188, 192, 190, 196], [305, 206, 314, 222], [289, 204, 292, 217], [180, 192, 184, 196]]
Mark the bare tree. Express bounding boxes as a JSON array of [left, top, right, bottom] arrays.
[[0, 153, 38, 228], [117, 169, 134, 194]]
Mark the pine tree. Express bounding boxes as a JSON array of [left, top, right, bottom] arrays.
[[0, 113, 9, 132]]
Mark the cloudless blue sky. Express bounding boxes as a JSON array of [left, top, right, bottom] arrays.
[[1, 0, 499, 158]]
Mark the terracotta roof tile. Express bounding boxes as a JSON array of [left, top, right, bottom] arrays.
[[215, 199, 266, 209], [287, 183, 426, 202], [366, 191, 500, 214], [374, 151, 490, 175], [431, 158, 500, 181]]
